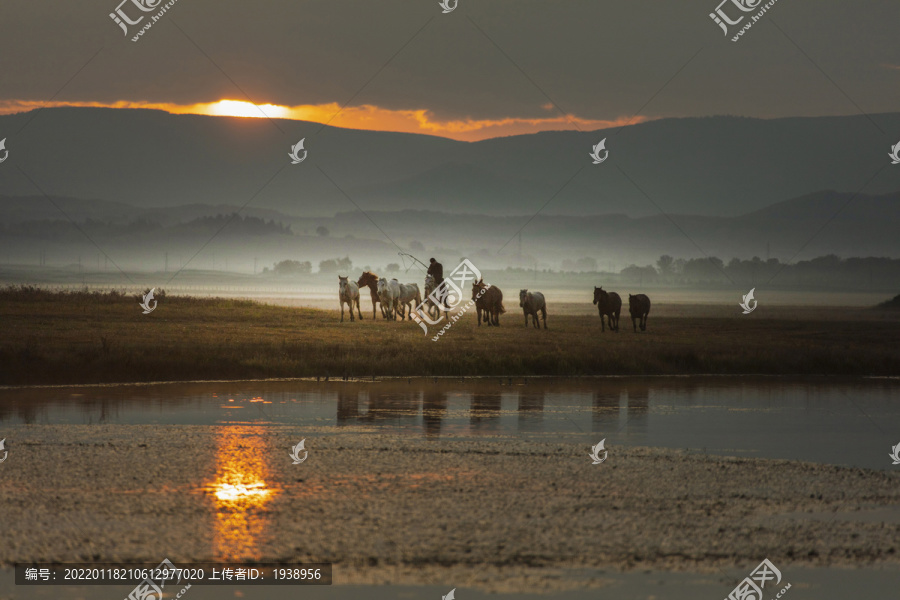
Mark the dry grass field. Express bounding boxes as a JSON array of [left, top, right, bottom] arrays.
[[1, 286, 899, 385]]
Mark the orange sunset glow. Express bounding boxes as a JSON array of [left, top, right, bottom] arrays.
[[0, 98, 647, 141]]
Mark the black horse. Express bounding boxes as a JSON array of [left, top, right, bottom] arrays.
[[628, 294, 651, 332], [592, 287, 621, 332]]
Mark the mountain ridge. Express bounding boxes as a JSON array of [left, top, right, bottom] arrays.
[[1, 107, 899, 218]]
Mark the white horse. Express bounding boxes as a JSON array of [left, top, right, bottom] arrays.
[[377, 277, 401, 320], [395, 282, 423, 320], [519, 289, 547, 329], [338, 275, 363, 322]]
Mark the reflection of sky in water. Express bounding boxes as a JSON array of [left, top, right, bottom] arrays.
[[204, 427, 277, 561], [1, 378, 898, 469]]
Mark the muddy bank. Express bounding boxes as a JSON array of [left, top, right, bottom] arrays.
[[0, 425, 897, 590]]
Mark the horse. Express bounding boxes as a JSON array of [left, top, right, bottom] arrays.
[[628, 293, 651, 332], [423, 274, 447, 320], [377, 277, 401, 321], [338, 275, 363, 322], [395, 282, 423, 320], [593, 287, 622, 332], [519, 289, 547, 329], [357, 271, 385, 319], [472, 279, 505, 326]]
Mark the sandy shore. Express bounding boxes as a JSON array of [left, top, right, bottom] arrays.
[[0, 425, 898, 592]]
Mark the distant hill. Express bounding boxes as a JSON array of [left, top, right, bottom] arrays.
[[1, 108, 899, 218], [1, 189, 898, 271]]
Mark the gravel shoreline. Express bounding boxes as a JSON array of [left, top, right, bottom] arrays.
[[1, 425, 898, 590]]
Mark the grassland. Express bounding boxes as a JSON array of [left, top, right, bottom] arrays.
[[1, 286, 899, 385]]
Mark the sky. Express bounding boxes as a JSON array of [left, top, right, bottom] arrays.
[[1, 0, 899, 141]]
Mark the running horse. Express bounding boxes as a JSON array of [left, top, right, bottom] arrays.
[[357, 271, 385, 319], [423, 274, 448, 320], [519, 289, 547, 329], [338, 276, 363, 322], [628, 293, 651, 332], [472, 279, 505, 326], [593, 287, 622, 332]]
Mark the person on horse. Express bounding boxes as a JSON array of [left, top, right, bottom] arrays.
[[427, 258, 446, 306], [427, 258, 444, 287]]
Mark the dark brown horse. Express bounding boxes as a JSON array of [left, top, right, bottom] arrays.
[[628, 293, 651, 332], [357, 271, 385, 319], [472, 279, 505, 326], [593, 287, 621, 332]]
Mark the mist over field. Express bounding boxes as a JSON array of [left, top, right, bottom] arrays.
[[2, 110, 900, 304]]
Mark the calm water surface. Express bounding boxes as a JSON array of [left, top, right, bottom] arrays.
[[2, 376, 898, 470]]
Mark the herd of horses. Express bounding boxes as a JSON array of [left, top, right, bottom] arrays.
[[337, 273, 651, 332]]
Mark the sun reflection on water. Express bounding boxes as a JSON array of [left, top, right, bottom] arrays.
[[206, 427, 278, 561]]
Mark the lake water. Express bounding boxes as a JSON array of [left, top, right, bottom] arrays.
[[2, 376, 898, 470], [2, 376, 898, 598]]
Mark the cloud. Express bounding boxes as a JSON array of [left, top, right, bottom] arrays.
[[0, 99, 647, 141]]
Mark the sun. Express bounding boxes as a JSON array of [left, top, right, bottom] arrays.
[[204, 99, 290, 119]]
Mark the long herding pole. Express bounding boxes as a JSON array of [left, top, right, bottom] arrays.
[[398, 251, 429, 271]]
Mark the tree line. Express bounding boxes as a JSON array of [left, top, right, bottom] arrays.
[[569, 254, 900, 287], [266, 256, 353, 275], [1, 213, 292, 240]]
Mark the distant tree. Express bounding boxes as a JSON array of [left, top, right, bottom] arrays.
[[316, 225, 329, 237], [683, 257, 727, 282], [183, 213, 290, 235], [386, 263, 400, 273], [657, 255, 674, 275], [575, 257, 598, 272], [319, 256, 353, 273], [620, 264, 659, 284], [273, 260, 312, 275], [810, 254, 841, 270], [318, 258, 338, 273]]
